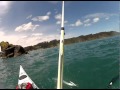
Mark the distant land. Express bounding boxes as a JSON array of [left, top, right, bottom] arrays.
[[24, 31, 120, 52]]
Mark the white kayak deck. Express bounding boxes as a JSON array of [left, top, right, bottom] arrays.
[[18, 65, 39, 89]]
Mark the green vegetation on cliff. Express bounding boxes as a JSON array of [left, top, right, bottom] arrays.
[[24, 31, 119, 52]]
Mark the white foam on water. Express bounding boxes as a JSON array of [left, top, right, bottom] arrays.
[[110, 82, 112, 85], [63, 80, 77, 87], [53, 78, 77, 87]]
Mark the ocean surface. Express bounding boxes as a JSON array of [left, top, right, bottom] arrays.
[[0, 35, 119, 89]]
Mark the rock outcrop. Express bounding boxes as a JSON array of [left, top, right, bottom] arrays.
[[0, 41, 27, 58]]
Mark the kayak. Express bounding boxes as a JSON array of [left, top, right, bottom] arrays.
[[17, 65, 39, 89]]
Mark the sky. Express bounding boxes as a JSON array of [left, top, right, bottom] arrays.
[[0, 1, 119, 47]]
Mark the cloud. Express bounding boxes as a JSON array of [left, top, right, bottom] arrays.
[[32, 16, 49, 22], [55, 13, 68, 25], [105, 17, 109, 20], [16, 34, 42, 47], [26, 14, 32, 19], [31, 33, 43, 36], [83, 17, 99, 27], [83, 19, 92, 27], [0, 28, 59, 47], [56, 21, 61, 24], [81, 13, 118, 27], [84, 23, 91, 27], [0, 31, 5, 36], [46, 12, 51, 15], [32, 11, 51, 22], [83, 19, 90, 23], [16, 34, 59, 47], [55, 13, 61, 20], [70, 13, 115, 27], [55, 13, 61, 25], [84, 13, 118, 20], [83, 16, 100, 27], [21, 35, 28, 38], [75, 20, 83, 26], [56, 20, 68, 24], [0, 1, 13, 16], [93, 17, 100, 23], [0, 23, 65, 47], [0, 31, 20, 46], [15, 22, 39, 32], [0, 28, 18, 45], [70, 19, 83, 27]]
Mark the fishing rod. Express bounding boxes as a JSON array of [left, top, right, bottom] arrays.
[[57, 1, 65, 89]]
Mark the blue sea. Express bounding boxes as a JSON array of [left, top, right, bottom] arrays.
[[0, 35, 119, 89]]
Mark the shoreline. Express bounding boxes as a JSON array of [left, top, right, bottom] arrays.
[[24, 31, 120, 52]]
